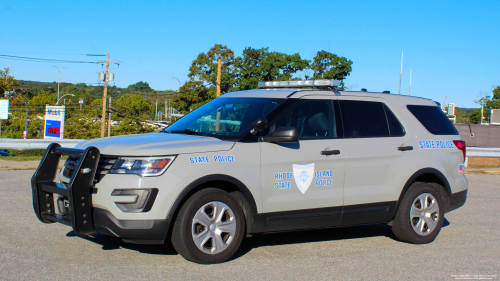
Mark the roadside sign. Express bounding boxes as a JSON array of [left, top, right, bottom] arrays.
[[0, 100, 9, 119], [44, 105, 65, 139]]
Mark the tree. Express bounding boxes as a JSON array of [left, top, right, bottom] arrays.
[[30, 91, 57, 106], [493, 86, 500, 100], [469, 108, 481, 124], [236, 47, 310, 91], [188, 44, 238, 94], [0, 67, 20, 97], [486, 86, 500, 109], [172, 79, 213, 111], [311, 51, 353, 83], [127, 81, 153, 93], [114, 94, 154, 118]]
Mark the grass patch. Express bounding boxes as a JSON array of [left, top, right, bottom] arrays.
[[2, 149, 67, 162], [467, 164, 500, 169]]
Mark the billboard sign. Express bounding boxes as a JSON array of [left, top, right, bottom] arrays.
[[44, 105, 65, 139], [0, 100, 9, 120]]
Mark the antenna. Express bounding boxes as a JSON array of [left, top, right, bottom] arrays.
[[398, 52, 403, 95], [408, 69, 412, 96]]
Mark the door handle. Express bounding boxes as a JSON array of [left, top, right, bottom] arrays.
[[397, 146, 413, 151], [321, 150, 340, 155]]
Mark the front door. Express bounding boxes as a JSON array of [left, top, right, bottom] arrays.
[[260, 98, 346, 213]]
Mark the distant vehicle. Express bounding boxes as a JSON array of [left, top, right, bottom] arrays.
[[155, 121, 170, 128], [0, 150, 12, 157]]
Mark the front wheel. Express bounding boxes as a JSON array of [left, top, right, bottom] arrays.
[[171, 188, 245, 264], [392, 182, 445, 244]]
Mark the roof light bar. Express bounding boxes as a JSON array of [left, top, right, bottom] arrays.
[[258, 79, 340, 88]]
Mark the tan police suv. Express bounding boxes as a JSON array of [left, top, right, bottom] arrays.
[[32, 79, 467, 263]]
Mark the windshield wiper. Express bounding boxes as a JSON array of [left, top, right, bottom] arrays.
[[168, 129, 206, 136]]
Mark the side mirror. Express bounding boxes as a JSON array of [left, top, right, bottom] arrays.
[[261, 127, 298, 143], [250, 117, 268, 134]]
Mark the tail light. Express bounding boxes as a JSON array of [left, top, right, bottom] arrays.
[[453, 140, 466, 162]]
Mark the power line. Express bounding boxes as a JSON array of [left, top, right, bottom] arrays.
[[0, 51, 86, 56], [0, 54, 94, 64]]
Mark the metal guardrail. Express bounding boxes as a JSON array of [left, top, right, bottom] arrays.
[[466, 147, 500, 157], [0, 138, 85, 150]]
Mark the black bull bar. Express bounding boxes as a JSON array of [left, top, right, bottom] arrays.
[[31, 143, 100, 236]]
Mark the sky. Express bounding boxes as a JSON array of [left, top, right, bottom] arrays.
[[1, 0, 499, 108]]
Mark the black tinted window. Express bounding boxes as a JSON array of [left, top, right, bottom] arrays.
[[340, 100, 389, 138], [273, 100, 335, 139], [407, 105, 459, 135], [384, 105, 404, 136]]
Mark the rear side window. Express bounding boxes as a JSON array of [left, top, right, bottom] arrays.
[[340, 100, 389, 138], [407, 105, 459, 135]]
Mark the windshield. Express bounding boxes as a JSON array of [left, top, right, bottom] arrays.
[[166, 97, 285, 140]]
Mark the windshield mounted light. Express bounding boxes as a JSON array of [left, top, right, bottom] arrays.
[[258, 79, 340, 88], [110, 156, 176, 177]]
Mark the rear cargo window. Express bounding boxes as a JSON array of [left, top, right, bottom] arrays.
[[407, 105, 459, 135]]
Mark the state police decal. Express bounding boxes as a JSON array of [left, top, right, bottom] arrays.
[[293, 163, 315, 194]]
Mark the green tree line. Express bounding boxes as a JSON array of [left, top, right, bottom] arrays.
[[172, 45, 353, 111]]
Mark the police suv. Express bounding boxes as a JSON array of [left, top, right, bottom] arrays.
[[31, 80, 468, 264]]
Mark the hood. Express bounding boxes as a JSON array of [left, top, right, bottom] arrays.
[[74, 133, 235, 156]]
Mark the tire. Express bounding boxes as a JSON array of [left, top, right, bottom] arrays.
[[171, 188, 245, 264], [392, 182, 445, 244]]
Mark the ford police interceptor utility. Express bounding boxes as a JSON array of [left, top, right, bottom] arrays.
[[31, 79, 468, 264]]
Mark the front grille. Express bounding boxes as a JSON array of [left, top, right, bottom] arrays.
[[63, 154, 118, 183]]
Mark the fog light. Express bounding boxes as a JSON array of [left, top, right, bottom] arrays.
[[111, 189, 158, 212]]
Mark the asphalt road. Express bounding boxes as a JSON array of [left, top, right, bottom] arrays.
[[1, 170, 498, 280]]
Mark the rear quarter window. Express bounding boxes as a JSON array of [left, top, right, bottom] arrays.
[[407, 105, 459, 135]]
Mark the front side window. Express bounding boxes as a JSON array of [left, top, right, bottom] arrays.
[[166, 98, 285, 140], [272, 100, 336, 139], [340, 100, 390, 138]]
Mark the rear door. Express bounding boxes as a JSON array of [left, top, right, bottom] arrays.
[[337, 96, 422, 212]]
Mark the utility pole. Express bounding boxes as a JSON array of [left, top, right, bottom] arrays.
[[107, 96, 112, 137], [408, 69, 412, 96], [215, 58, 222, 132], [22, 100, 28, 139], [88, 53, 119, 138], [100, 54, 110, 138], [398, 52, 403, 95], [52, 66, 68, 101], [481, 101, 484, 124], [216, 58, 221, 97]]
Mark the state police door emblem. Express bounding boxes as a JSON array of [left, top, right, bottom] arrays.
[[293, 163, 315, 194]]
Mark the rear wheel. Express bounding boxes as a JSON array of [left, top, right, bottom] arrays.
[[392, 182, 445, 244], [171, 188, 245, 264]]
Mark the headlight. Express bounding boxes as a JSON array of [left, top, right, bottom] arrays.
[[110, 156, 176, 177]]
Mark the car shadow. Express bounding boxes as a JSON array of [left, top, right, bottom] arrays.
[[66, 231, 178, 255], [231, 218, 451, 261], [66, 218, 450, 261]]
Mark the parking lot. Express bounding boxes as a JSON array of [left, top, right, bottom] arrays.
[[0, 170, 498, 280]]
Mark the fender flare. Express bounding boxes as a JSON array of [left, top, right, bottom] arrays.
[[392, 168, 451, 219], [165, 174, 258, 220]]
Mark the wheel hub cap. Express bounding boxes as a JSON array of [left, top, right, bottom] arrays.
[[410, 193, 440, 236], [191, 201, 237, 255]]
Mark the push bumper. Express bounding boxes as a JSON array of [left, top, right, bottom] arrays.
[[31, 143, 170, 243]]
